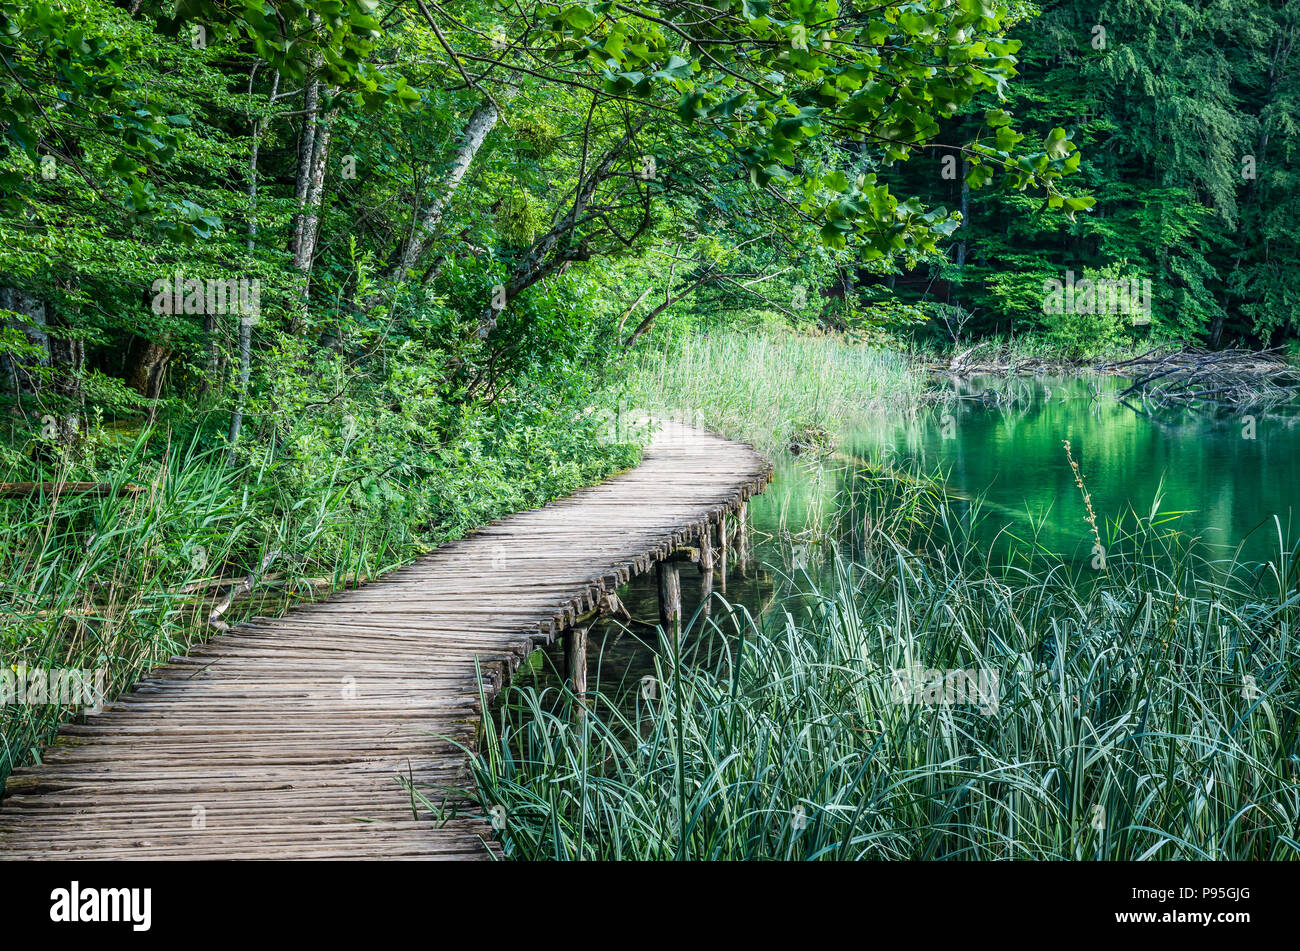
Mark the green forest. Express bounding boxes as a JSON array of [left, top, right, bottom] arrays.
[[3, 2, 1296, 475], [2, 0, 1299, 864]]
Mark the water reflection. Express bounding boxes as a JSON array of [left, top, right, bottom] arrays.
[[865, 374, 1300, 566]]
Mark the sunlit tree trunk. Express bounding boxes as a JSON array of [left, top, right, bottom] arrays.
[[391, 98, 500, 279], [293, 105, 335, 285]]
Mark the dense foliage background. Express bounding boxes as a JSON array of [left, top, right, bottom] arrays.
[[1, 0, 1085, 473], [881, 0, 1299, 353]]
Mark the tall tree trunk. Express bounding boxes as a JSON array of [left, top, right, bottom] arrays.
[[390, 98, 500, 279], [0, 286, 49, 401], [289, 90, 318, 254], [229, 67, 278, 458], [290, 100, 336, 316], [289, 22, 321, 263]]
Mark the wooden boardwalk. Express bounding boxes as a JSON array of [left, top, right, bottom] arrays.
[[0, 421, 770, 859]]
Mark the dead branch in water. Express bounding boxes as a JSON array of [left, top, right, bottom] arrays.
[[929, 345, 1297, 409], [207, 550, 280, 631], [1116, 348, 1296, 408]]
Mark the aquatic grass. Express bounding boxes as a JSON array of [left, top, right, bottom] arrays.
[[455, 490, 1300, 860], [625, 331, 922, 455]]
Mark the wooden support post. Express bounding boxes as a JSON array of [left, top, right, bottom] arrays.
[[717, 516, 728, 595], [698, 525, 713, 616], [656, 558, 681, 637], [736, 500, 750, 577], [565, 623, 589, 715]]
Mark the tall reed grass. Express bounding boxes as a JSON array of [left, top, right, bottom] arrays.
[[626, 331, 921, 454], [452, 486, 1300, 860]]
